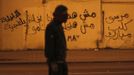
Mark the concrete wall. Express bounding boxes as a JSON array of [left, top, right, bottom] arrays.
[[0, 0, 134, 50], [44, 0, 101, 49], [0, 0, 44, 50], [101, 1, 134, 49]]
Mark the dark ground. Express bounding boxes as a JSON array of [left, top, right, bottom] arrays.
[[0, 62, 134, 75], [0, 49, 134, 75]]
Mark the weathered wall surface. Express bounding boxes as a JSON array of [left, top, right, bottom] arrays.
[[101, 2, 134, 49], [44, 0, 101, 49], [0, 0, 44, 50], [0, 0, 134, 50]]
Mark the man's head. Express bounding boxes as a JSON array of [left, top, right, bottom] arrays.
[[53, 5, 68, 23]]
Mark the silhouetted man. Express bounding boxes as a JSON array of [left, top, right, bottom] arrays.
[[45, 5, 68, 75]]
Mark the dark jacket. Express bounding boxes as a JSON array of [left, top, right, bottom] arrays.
[[45, 20, 67, 62]]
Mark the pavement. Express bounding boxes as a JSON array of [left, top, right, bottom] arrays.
[[0, 49, 134, 63], [0, 62, 134, 75], [0, 49, 134, 75]]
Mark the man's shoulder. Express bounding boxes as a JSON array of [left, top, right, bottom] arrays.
[[46, 22, 58, 33], [46, 23, 54, 30]]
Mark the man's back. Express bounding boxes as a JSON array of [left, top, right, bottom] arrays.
[[45, 20, 67, 62]]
